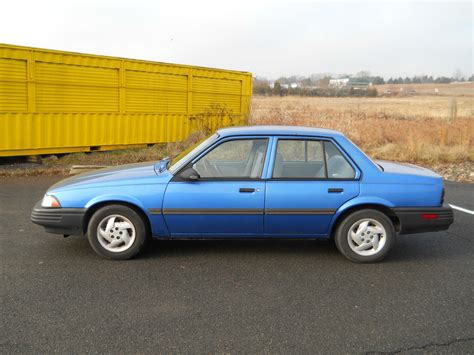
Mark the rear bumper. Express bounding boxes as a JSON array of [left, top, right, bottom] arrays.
[[31, 201, 86, 235], [393, 206, 454, 234]]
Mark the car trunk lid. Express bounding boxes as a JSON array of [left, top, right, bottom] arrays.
[[375, 160, 441, 178]]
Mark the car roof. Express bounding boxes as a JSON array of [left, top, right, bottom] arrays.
[[217, 125, 344, 138]]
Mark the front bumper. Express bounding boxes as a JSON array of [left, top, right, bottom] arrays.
[[393, 206, 454, 234], [31, 201, 86, 235]]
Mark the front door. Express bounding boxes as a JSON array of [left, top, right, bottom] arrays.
[[163, 137, 269, 237], [264, 138, 360, 236]]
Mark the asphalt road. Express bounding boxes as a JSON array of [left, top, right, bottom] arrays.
[[1, 177, 473, 354]]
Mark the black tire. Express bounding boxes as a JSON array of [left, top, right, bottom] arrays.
[[87, 204, 148, 260], [334, 209, 395, 263]]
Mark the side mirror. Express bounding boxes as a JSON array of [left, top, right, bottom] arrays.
[[180, 167, 200, 181]]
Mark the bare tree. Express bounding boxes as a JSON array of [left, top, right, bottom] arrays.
[[453, 68, 465, 81], [355, 70, 371, 78]]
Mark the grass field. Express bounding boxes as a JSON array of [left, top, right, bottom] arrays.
[[374, 82, 474, 97], [250, 94, 473, 165]]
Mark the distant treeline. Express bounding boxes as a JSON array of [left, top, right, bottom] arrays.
[[254, 83, 378, 97], [253, 73, 474, 97], [385, 75, 473, 84]]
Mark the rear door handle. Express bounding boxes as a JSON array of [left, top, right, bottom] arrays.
[[239, 188, 255, 193], [328, 188, 343, 193]]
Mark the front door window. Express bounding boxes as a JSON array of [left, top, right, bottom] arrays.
[[194, 139, 268, 179]]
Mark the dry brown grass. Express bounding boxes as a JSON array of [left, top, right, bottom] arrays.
[[250, 95, 474, 165], [375, 82, 474, 97], [2, 86, 472, 180], [35, 132, 209, 168], [0, 132, 208, 177]]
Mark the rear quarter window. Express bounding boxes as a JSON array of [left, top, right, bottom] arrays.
[[324, 141, 355, 179]]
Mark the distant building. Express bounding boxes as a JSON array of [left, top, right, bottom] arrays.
[[269, 82, 294, 90], [347, 81, 371, 90], [329, 78, 350, 88]]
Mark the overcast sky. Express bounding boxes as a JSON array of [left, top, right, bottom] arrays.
[[1, 0, 472, 79]]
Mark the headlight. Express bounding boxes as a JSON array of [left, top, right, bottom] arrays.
[[41, 195, 61, 208]]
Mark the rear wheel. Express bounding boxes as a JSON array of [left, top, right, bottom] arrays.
[[334, 209, 395, 263], [87, 205, 148, 260]]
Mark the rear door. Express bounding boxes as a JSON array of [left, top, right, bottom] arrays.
[[264, 137, 360, 236], [163, 137, 270, 237]]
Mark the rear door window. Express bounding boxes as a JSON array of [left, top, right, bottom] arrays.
[[273, 139, 355, 179]]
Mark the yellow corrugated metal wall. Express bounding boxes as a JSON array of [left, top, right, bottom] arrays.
[[0, 44, 252, 156]]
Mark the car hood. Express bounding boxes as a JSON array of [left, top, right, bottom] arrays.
[[375, 160, 441, 178], [48, 161, 171, 192]]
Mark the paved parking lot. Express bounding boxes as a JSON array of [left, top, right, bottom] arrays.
[[1, 177, 473, 353]]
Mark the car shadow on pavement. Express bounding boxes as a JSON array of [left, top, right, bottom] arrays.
[[139, 238, 339, 260], [137, 231, 468, 264], [47, 231, 466, 264], [382, 232, 467, 264]]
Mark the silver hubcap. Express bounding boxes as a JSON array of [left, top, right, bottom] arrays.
[[347, 218, 387, 256], [97, 214, 136, 253]]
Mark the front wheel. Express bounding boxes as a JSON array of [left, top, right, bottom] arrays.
[[334, 209, 396, 263], [87, 205, 148, 260]]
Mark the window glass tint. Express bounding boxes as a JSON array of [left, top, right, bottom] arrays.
[[273, 139, 355, 179], [324, 141, 355, 178], [194, 139, 267, 178], [169, 133, 218, 173], [274, 140, 325, 178]]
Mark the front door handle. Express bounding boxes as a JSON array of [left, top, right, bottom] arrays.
[[239, 188, 255, 193], [328, 188, 343, 193]]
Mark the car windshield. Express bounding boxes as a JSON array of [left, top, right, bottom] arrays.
[[168, 133, 219, 173]]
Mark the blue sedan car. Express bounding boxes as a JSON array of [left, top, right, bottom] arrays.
[[32, 126, 453, 262]]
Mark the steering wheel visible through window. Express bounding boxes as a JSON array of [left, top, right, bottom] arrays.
[[193, 138, 268, 179]]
